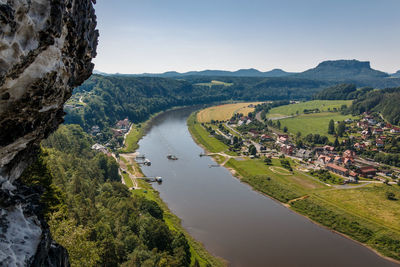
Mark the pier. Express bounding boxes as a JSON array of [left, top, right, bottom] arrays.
[[136, 176, 163, 183]]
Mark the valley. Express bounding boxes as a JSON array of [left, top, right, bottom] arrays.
[[28, 60, 400, 266]]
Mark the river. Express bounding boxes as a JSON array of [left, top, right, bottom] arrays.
[[137, 107, 398, 267]]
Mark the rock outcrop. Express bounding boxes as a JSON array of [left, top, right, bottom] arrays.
[[0, 0, 98, 266]]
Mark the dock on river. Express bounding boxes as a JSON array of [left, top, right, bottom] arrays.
[[136, 176, 163, 183]]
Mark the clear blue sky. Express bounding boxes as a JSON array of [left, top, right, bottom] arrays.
[[93, 0, 400, 74]]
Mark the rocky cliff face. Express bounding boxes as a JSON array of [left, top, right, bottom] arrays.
[[0, 0, 98, 266]]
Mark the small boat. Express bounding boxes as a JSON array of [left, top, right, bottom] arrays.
[[167, 154, 178, 160]]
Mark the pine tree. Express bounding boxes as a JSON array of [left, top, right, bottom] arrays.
[[334, 137, 340, 148], [328, 119, 335, 134], [337, 121, 346, 137]]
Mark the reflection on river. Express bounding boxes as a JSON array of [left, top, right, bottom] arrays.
[[138, 107, 398, 267]]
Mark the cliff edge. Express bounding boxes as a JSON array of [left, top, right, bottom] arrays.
[[0, 0, 98, 266]]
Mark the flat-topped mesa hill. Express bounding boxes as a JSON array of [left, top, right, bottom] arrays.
[[0, 0, 98, 266], [295, 59, 389, 81]]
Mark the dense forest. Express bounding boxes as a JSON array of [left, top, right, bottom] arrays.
[[65, 75, 329, 131], [313, 83, 376, 100], [349, 88, 400, 125], [66, 63, 400, 132], [22, 125, 193, 267]]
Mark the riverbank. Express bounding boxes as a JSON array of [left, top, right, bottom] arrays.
[[119, 111, 226, 267], [187, 110, 400, 264]]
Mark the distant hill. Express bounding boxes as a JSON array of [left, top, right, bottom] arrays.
[[93, 60, 400, 89], [134, 68, 294, 78], [391, 70, 400, 78], [93, 69, 111, 76], [294, 60, 389, 81], [66, 75, 329, 129]]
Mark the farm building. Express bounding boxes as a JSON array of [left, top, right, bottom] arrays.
[[326, 163, 349, 176], [359, 166, 377, 178]]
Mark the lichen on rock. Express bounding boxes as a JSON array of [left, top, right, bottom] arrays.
[[0, 0, 98, 266]]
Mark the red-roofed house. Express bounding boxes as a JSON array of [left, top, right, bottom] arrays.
[[357, 121, 369, 129], [344, 157, 355, 166], [318, 155, 333, 165], [359, 166, 377, 177], [376, 139, 384, 148], [279, 136, 288, 144], [334, 156, 343, 164], [326, 164, 349, 176], [391, 127, 400, 134], [281, 144, 294, 155], [373, 128, 384, 135], [116, 118, 130, 130], [343, 150, 356, 158], [323, 145, 335, 152], [354, 143, 366, 150], [349, 171, 358, 179], [260, 134, 273, 141]]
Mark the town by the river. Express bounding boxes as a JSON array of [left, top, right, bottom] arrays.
[[137, 107, 398, 267]]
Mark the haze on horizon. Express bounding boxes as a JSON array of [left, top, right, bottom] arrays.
[[93, 0, 400, 74]]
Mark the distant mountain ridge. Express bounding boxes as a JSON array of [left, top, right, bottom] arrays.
[[391, 70, 400, 78], [93, 60, 400, 88], [133, 68, 294, 78], [294, 60, 389, 81]]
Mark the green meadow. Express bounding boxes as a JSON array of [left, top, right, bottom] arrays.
[[279, 112, 358, 140], [267, 100, 353, 117]]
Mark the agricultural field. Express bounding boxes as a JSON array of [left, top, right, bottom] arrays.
[[197, 102, 263, 123], [267, 100, 353, 118], [278, 112, 358, 140], [188, 113, 230, 153], [315, 184, 400, 232], [194, 80, 233, 87], [226, 158, 327, 202]]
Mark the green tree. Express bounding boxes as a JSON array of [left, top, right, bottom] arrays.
[[328, 119, 335, 134], [49, 212, 101, 267], [334, 137, 340, 148], [386, 191, 396, 200], [337, 121, 346, 137], [264, 157, 272, 165], [249, 145, 257, 155]]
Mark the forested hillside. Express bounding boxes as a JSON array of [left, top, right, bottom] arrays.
[[313, 84, 374, 100], [126, 68, 293, 78], [65, 75, 328, 130], [349, 88, 400, 125], [66, 63, 400, 133], [22, 125, 193, 267]]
